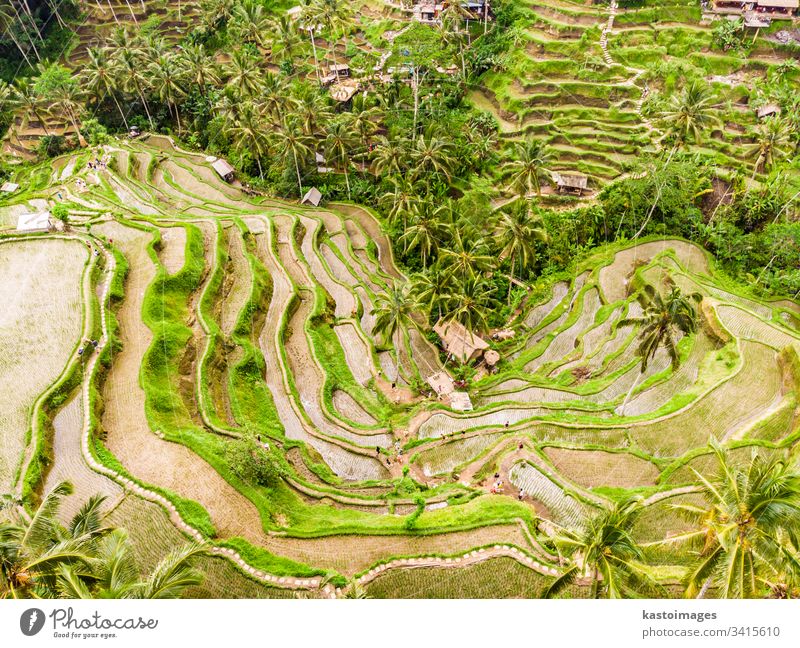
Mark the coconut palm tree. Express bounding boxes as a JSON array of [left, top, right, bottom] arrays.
[[410, 263, 455, 322], [748, 117, 790, 178], [410, 133, 455, 182], [230, 0, 269, 48], [349, 94, 381, 150], [544, 499, 658, 599], [651, 443, 800, 599], [661, 81, 720, 147], [439, 227, 494, 282], [225, 47, 264, 100], [502, 137, 553, 197], [0, 3, 36, 67], [380, 175, 420, 228], [55, 529, 205, 599], [149, 53, 186, 133], [371, 135, 406, 178], [494, 198, 548, 304], [271, 117, 313, 197], [178, 43, 220, 100], [621, 284, 701, 373], [224, 100, 270, 178], [399, 199, 449, 267], [371, 283, 417, 349], [81, 47, 129, 129], [0, 483, 98, 598], [199, 0, 235, 30], [48, 79, 88, 148], [111, 40, 155, 129], [446, 275, 496, 334], [267, 13, 302, 66], [324, 116, 358, 199], [9, 78, 50, 136]]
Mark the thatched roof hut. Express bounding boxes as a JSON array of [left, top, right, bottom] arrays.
[[552, 172, 589, 195], [433, 319, 489, 363]]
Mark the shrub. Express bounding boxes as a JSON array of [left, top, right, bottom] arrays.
[[225, 434, 281, 487]]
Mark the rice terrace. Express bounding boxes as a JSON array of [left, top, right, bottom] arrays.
[[0, 0, 799, 602]]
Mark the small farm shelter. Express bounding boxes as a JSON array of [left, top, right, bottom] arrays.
[[330, 81, 360, 103], [553, 172, 589, 196], [1, 182, 20, 193], [17, 212, 51, 232], [427, 371, 455, 397], [433, 318, 489, 363], [129, 125, 141, 138], [328, 64, 351, 78], [212, 158, 235, 182], [757, 104, 781, 119], [450, 391, 473, 412], [302, 187, 323, 206]]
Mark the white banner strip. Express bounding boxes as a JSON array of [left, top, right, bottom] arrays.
[[0, 599, 797, 648]]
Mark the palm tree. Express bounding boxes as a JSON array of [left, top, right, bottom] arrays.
[[178, 43, 220, 100], [224, 101, 270, 179], [81, 47, 129, 129], [48, 80, 88, 148], [267, 13, 301, 66], [617, 284, 701, 414], [200, 0, 236, 30], [410, 133, 455, 181], [10, 78, 50, 136], [230, 0, 269, 48], [439, 228, 494, 282], [621, 284, 701, 373], [544, 499, 658, 599], [652, 443, 800, 599], [410, 263, 454, 322], [225, 47, 263, 100], [55, 529, 205, 599], [661, 81, 720, 147], [502, 138, 553, 197], [0, 483, 97, 598], [446, 276, 496, 334], [271, 117, 313, 197], [380, 175, 420, 228], [112, 40, 155, 129], [324, 117, 358, 199], [371, 135, 406, 178], [150, 53, 186, 133], [371, 284, 417, 349], [495, 199, 548, 303], [0, 3, 36, 67], [399, 200, 449, 267], [748, 117, 790, 178], [349, 94, 381, 150]]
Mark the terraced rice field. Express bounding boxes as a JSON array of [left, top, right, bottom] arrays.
[[1, 134, 797, 597], [468, 0, 798, 195]]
